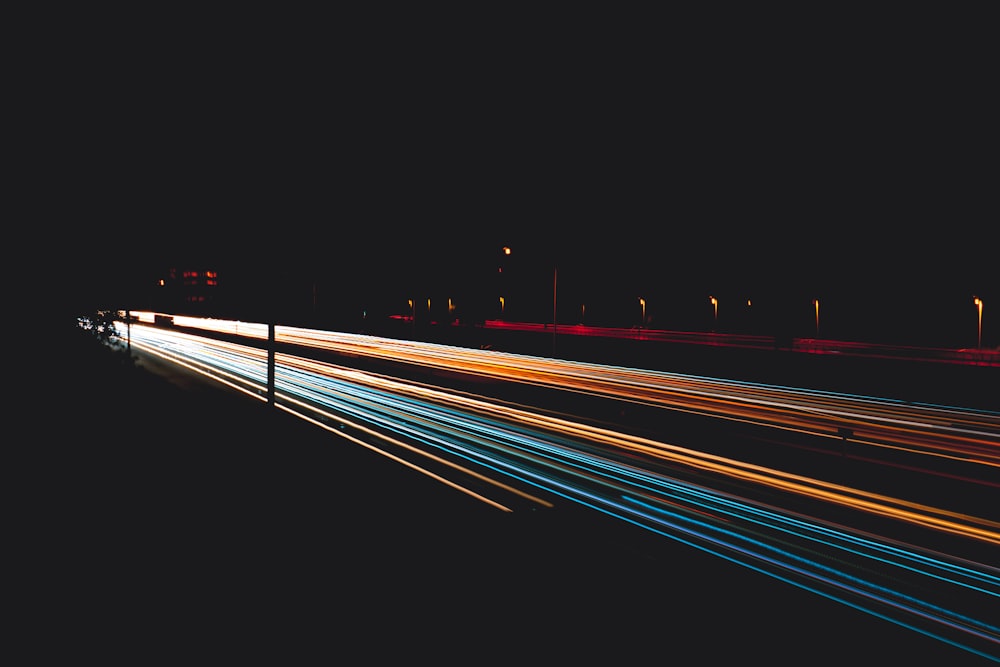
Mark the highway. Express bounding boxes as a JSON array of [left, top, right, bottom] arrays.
[[115, 315, 1000, 662], [479, 319, 1000, 367]]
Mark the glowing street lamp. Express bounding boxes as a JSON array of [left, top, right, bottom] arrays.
[[974, 296, 983, 348], [499, 246, 512, 276], [709, 295, 718, 329], [499, 246, 512, 321], [639, 297, 646, 329], [813, 298, 820, 337]]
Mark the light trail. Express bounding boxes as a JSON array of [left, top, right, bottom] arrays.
[[265, 323, 1000, 488], [112, 319, 1000, 661]]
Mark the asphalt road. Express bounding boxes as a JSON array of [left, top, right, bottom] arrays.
[[31, 323, 997, 665]]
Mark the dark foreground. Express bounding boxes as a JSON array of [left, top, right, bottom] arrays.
[[29, 323, 997, 664]]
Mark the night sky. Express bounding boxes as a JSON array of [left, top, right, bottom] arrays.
[[45, 16, 995, 344]]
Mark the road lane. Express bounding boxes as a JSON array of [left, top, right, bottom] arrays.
[[113, 319, 1000, 662]]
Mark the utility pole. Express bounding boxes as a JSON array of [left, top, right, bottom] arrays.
[[268, 321, 275, 407], [552, 267, 557, 357]]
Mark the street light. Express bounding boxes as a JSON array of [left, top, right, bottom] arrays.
[[709, 295, 718, 330], [639, 298, 646, 331], [503, 244, 556, 355], [499, 246, 512, 321], [813, 298, 820, 337], [974, 296, 983, 348]]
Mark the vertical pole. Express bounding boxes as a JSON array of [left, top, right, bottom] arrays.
[[268, 321, 275, 407], [552, 267, 557, 357], [126, 308, 131, 353], [975, 297, 983, 349]]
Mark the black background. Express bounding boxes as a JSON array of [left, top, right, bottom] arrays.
[[28, 9, 996, 345]]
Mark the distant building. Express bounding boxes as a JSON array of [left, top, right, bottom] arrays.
[[157, 266, 220, 313]]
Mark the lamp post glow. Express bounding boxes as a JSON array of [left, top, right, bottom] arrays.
[[974, 296, 983, 348], [499, 246, 511, 322], [709, 295, 718, 330], [639, 298, 646, 330], [813, 298, 820, 337]]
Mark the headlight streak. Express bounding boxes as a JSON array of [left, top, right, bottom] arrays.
[[272, 364, 551, 486], [607, 435, 1000, 545], [617, 496, 1000, 662], [119, 323, 536, 512], [332, 356, 1000, 544], [118, 327, 270, 402], [619, 490, 1000, 631], [271, 356, 632, 497], [626, 480, 999, 595], [272, 401, 518, 513], [120, 322, 1000, 545], [269, 350, 1000, 547], [163, 318, 1000, 474], [113, 318, 1000, 661], [271, 367, 554, 510], [266, 324, 1000, 473]]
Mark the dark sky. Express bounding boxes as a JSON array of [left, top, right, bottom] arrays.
[[41, 15, 996, 325]]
